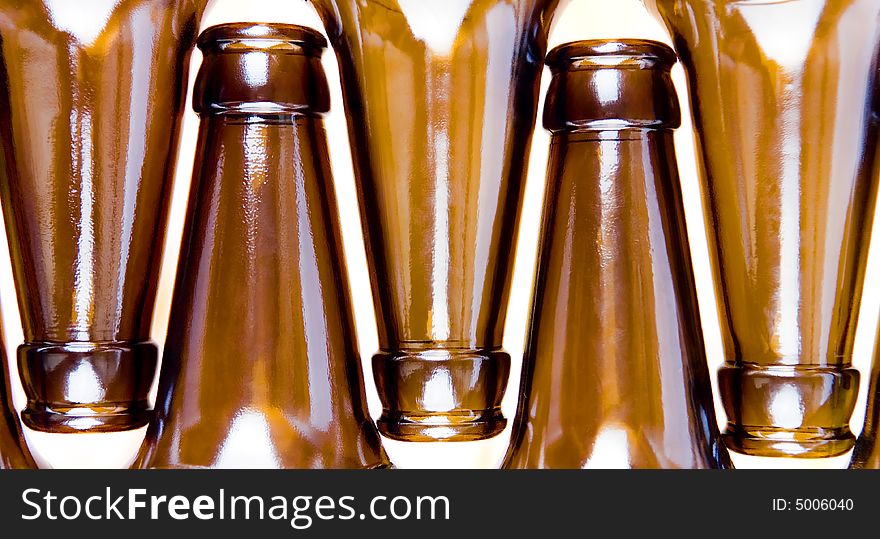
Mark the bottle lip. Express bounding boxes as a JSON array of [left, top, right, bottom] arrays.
[[546, 39, 677, 71], [198, 23, 327, 55]]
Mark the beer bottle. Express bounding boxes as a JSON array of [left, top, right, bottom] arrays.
[[853, 328, 880, 468], [137, 23, 388, 469], [504, 40, 730, 469], [648, 0, 880, 457], [0, 0, 208, 432], [310, 0, 562, 442]]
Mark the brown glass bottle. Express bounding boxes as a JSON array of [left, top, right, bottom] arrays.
[[136, 23, 388, 469], [504, 40, 730, 469], [310, 0, 562, 442], [648, 0, 880, 458], [1, 331, 35, 469], [0, 0, 208, 432]]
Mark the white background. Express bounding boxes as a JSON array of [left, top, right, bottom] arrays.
[[6, 0, 878, 469]]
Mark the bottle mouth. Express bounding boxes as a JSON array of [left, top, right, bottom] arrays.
[[546, 39, 677, 72], [198, 23, 327, 55]]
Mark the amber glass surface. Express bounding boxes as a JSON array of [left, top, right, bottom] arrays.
[[504, 40, 729, 469], [1, 332, 35, 469], [853, 330, 880, 468], [137, 24, 387, 469], [310, 0, 562, 441], [648, 0, 880, 457], [0, 0, 207, 432]]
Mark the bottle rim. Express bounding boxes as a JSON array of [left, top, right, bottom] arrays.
[[198, 23, 327, 54]]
